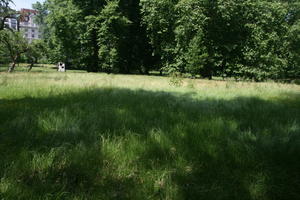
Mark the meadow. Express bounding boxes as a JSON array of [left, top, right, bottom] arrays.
[[0, 66, 299, 200]]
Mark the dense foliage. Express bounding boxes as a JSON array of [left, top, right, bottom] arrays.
[[2, 0, 300, 79], [139, 0, 300, 80], [37, 0, 300, 80]]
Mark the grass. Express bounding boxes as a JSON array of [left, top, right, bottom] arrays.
[[0, 69, 299, 200], [0, 63, 86, 73]]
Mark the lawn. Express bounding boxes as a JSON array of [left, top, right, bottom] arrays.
[[0, 69, 299, 199]]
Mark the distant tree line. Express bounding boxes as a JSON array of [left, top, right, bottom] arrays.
[[2, 0, 300, 80]]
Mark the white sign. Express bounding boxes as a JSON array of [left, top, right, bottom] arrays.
[[57, 62, 66, 72]]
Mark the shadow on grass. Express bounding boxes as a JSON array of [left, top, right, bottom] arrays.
[[0, 88, 299, 199]]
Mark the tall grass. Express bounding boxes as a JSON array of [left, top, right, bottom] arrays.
[[0, 72, 299, 199]]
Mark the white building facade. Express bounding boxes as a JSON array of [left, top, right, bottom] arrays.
[[4, 9, 41, 42], [19, 9, 41, 43], [4, 17, 18, 30]]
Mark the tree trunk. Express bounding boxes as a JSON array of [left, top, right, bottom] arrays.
[[8, 62, 16, 73], [28, 57, 37, 72], [159, 69, 163, 76], [28, 63, 34, 72], [0, 18, 5, 31], [87, 29, 99, 72]]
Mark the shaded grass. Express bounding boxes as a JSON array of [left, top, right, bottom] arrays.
[[0, 73, 299, 199]]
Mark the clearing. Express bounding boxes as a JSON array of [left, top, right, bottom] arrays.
[[0, 68, 299, 199]]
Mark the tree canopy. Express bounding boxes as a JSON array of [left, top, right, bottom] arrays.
[[2, 0, 300, 80]]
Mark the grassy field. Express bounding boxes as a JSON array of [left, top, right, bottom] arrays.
[[0, 67, 300, 199], [0, 64, 86, 73]]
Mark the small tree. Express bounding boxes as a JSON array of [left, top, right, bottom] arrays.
[[25, 40, 46, 71], [0, 30, 28, 72]]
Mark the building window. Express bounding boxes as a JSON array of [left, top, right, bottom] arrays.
[[32, 34, 35, 38], [24, 16, 30, 22], [32, 29, 35, 32], [25, 34, 28, 38]]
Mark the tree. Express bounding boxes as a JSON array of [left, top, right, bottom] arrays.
[[140, 0, 178, 73], [0, 30, 28, 72], [38, 0, 299, 80], [25, 40, 46, 71], [96, 0, 130, 73], [32, 1, 49, 39], [174, 0, 208, 76], [0, 0, 15, 31], [71, 0, 106, 72], [45, 0, 84, 67], [140, 0, 300, 80]]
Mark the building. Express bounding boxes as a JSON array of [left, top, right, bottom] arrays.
[[4, 17, 18, 30], [3, 8, 41, 43], [19, 9, 41, 43]]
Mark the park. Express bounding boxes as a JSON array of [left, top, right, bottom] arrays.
[[1, 0, 300, 199]]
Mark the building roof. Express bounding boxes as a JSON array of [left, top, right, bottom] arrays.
[[19, 8, 38, 22], [20, 8, 38, 14]]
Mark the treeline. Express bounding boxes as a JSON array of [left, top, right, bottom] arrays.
[[35, 0, 300, 79]]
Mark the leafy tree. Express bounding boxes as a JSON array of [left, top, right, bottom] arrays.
[[71, 0, 105, 72], [174, 0, 208, 76], [140, 0, 300, 80], [0, 30, 28, 72], [45, 0, 84, 67], [96, 0, 131, 73], [39, 0, 300, 80], [32, 1, 49, 39], [25, 40, 47, 71], [140, 0, 178, 72]]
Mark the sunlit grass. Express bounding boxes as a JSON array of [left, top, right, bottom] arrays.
[[0, 63, 86, 73], [0, 71, 299, 199]]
